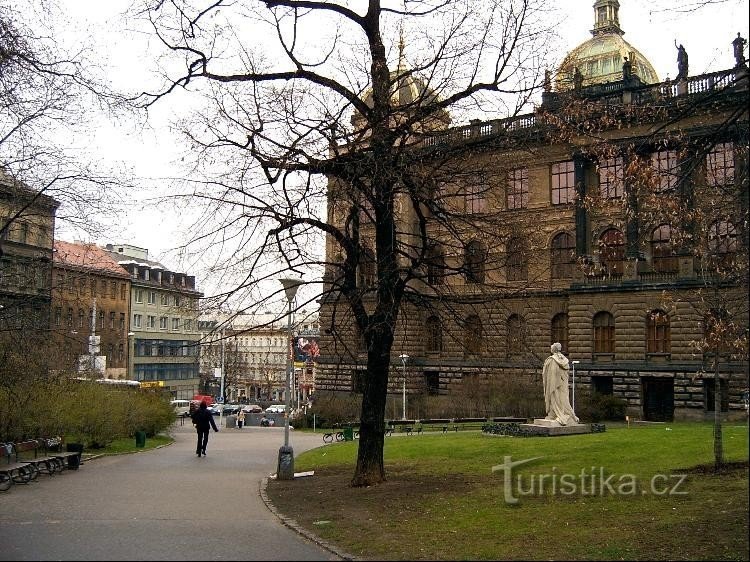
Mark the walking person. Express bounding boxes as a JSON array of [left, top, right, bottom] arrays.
[[191, 401, 218, 457], [236, 409, 245, 430]]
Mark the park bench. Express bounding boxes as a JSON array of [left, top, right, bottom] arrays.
[[0, 443, 36, 490], [452, 418, 491, 431], [13, 440, 63, 476], [41, 437, 83, 470]]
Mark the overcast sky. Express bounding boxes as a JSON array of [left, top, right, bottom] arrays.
[[47, 0, 750, 294]]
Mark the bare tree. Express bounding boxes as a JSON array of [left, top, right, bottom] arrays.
[[136, 0, 558, 486]]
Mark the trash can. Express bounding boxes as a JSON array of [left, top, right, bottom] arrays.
[[66, 443, 84, 469], [135, 431, 146, 448], [343, 426, 354, 441], [225, 415, 237, 429]]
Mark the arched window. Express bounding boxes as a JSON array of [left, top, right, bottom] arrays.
[[599, 229, 624, 276], [651, 224, 678, 273], [708, 220, 737, 266], [425, 316, 443, 353], [464, 241, 486, 284], [646, 310, 671, 354], [593, 311, 615, 354], [551, 313, 569, 353], [358, 246, 376, 288], [426, 245, 445, 285], [551, 232, 576, 279], [464, 315, 482, 355], [506, 237, 527, 281], [507, 314, 525, 357]]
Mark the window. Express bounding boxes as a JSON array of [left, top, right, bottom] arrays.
[[184, 320, 192, 332], [133, 314, 142, 328], [506, 314, 525, 357], [174, 296, 181, 307], [592, 376, 613, 395], [147, 315, 155, 328], [424, 371, 440, 395], [426, 245, 445, 285], [646, 310, 671, 354], [593, 311, 615, 354], [551, 161, 575, 205], [651, 149, 678, 193], [551, 313, 569, 353], [119, 312, 125, 330], [100, 280, 107, 298], [425, 316, 443, 353], [67, 274, 75, 294], [706, 142, 734, 188], [172, 318, 180, 330], [506, 167, 529, 209], [159, 316, 168, 330], [464, 240, 486, 284], [118, 343, 124, 363], [78, 309, 84, 329], [598, 229, 624, 276], [110, 281, 116, 298], [358, 247, 377, 288], [506, 237, 527, 281], [135, 289, 143, 303], [120, 284, 126, 300], [465, 178, 487, 213], [464, 315, 482, 355], [161, 294, 169, 305], [708, 220, 737, 266], [651, 225, 678, 273], [109, 312, 115, 329], [97, 310, 104, 329], [148, 291, 156, 304], [598, 157, 624, 199], [551, 232, 576, 279]]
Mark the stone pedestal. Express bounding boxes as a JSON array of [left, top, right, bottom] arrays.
[[520, 419, 592, 436]]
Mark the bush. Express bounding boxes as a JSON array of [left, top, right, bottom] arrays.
[[576, 391, 627, 422]]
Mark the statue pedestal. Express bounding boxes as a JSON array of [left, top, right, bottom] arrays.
[[520, 419, 591, 436]]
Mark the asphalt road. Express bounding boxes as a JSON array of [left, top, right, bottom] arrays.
[[0, 422, 340, 561]]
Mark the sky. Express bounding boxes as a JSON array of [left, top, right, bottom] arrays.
[[43, 0, 750, 297]]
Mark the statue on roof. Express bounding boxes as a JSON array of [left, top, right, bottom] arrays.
[[733, 33, 747, 68], [675, 42, 688, 80], [544, 69, 551, 92], [573, 67, 584, 90], [622, 56, 632, 82]]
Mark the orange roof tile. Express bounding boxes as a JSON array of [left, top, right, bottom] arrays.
[[53, 240, 130, 278]]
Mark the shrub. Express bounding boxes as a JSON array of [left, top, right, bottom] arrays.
[[576, 391, 627, 422]]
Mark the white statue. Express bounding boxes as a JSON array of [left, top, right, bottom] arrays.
[[542, 343, 579, 426]]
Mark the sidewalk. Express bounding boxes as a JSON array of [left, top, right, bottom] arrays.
[[0, 423, 340, 561]]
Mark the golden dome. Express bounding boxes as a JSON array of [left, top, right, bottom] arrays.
[[556, 0, 659, 91]]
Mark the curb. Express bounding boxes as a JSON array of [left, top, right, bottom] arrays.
[[259, 476, 358, 561]]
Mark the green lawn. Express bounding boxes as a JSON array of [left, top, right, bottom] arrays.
[[81, 434, 173, 456], [267, 422, 749, 560]]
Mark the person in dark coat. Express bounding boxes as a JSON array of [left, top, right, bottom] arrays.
[[191, 401, 218, 457]]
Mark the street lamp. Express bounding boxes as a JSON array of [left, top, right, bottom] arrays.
[[571, 360, 580, 412], [127, 332, 135, 380], [399, 354, 409, 420], [277, 276, 303, 480]]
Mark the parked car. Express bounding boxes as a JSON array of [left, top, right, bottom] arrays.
[[265, 404, 287, 414], [221, 404, 241, 416], [170, 399, 191, 417], [206, 404, 221, 416], [242, 404, 263, 414]]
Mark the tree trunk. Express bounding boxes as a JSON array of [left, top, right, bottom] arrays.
[[351, 344, 391, 487], [713, 348, 723, 470]]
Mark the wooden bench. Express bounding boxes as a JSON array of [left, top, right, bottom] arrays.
[[41, 437, 83, 470], [14, 440, 63, 476], [0, 443, 36, 490]]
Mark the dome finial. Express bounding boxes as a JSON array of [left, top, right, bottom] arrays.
[[592, 0, 623, 37]]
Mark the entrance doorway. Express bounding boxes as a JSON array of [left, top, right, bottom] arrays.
[[642, 377, 674, 421]]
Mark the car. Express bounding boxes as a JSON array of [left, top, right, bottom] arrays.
[[206, 404, 221, 416], [265, 404, 287, 414], [241, 404, 263, 414], [170, 399, 191, 417], [221, 404, 241, 416]]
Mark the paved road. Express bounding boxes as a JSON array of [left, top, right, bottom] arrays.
[[0, 422, 339, 561]]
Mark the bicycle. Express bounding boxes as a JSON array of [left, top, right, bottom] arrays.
[[322, 431, 345, 443]]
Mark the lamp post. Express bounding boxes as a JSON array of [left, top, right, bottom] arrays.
[[399, 354, 409, 420], [571, 360, 580, 412], [277, 276, 303, 480], [127, 332, 135, 380]]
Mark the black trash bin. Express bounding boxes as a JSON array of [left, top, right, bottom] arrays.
[[66, 443, 84, 469], [343, 426, 354, 441], [135, 431, 146, 448]]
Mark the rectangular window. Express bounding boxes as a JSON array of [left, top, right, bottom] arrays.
[[54, 307, 62, 327], [598, 157, 624, 198], [109, 312, 115, 329], [161, 294, 169, 305], [651, 149, 678, 193], [174, 296, 181, 307], [120, 283, 126, 301], [148, 291, 156, 304], [506, 167, 529, 209], [159, 316, 168, 330], [119, 312, 125, 330], [133, 314, 142, 328], [184, 319, 192, 332], [706, 142, 734, 187], [172, 318, 180, 330], [465, 179, 487, 213], [100, 280, 107, 298], [98, 310, 104, 329], [135, 289, 143, 303], [147, 315, 155, 328], [551, 161, 575, 205], [90, 279, 97, 297], [110, 281, 116, 298]]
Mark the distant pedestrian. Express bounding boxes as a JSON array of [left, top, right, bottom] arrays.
[[237, 409, 245, 429], [191, 401, 218, 457]]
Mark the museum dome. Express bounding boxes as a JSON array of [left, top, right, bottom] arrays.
[[555, 0, 659, 91]]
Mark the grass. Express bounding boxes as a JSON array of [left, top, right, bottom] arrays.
[[80, 434, 173, 456], [266, 422, 749, 560]]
